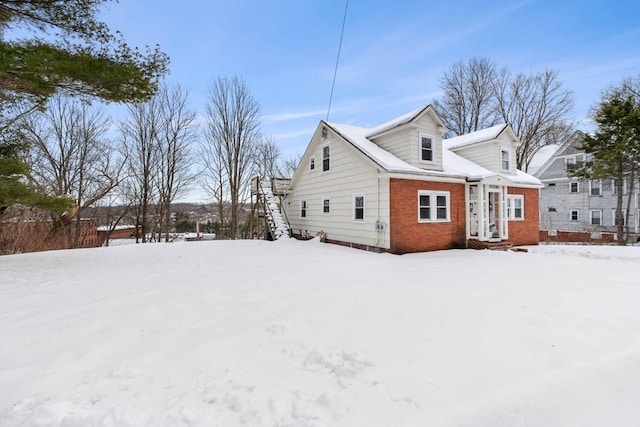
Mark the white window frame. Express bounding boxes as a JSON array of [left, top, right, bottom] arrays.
[[569, 209, 580, 222], [353, 193, 365, 222], [418, 190, 450, 222], [590, 209, 602, 226], [419, 133, 435, 164], [611, 209, 626, 226], [322, 145, 330, 172], [569, 181, 579, 193], [506, 194, 524, 220], [322, 197, 331, 214], [309, 156, 315, 171], [300, 200, 307, 219], [565, 156, 576, 165], [612, 178, 627, 195], [589, 179, 602, 196], [500, 148, 511, 171]]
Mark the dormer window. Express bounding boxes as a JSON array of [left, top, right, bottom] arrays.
[[419, 133, 435, 163], [501, 148, 511, 171]]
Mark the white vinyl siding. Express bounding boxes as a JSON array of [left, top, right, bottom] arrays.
[[285, 131, 391, 250]]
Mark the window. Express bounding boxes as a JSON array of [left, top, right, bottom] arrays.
[[585, 154, 594, 165], [353, 194, 365, 221], [570, 181, 579, 193], [322, 145, 330, 171], [501, 149, 510, 171], [300, 200, 307, 218], [565, 156, 576, 165], [309, 156, 315, 171], [322, 198, 330, 213], [590, 209, 602, 226], [418, 190, 450, 222], [612, 178, 627, 195], [611, 209, 626, 226], [420, 134, 434, 163], [570, 209, 579, 221], [589, 180, 602, 196], [507, 195, 524, 220]]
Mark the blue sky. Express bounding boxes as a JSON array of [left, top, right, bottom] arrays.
[[102, 0, 639, 161]]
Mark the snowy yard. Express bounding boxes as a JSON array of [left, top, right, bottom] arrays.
[[0, 239, 638, 426]]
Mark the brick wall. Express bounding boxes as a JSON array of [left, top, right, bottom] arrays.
[[389, 178, 466, 254], [507, 187, 540, 246]]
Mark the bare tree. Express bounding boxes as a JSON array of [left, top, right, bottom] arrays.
[[282, 152, 302, 179], [155, 84, 196, 241], [120, 96, 161, 243], [434, 57, 499, 136], [254, 136, 284, 179], [23, 95, 123, 248], [494, 68, 574, 171], [201, 76, 261, 239]]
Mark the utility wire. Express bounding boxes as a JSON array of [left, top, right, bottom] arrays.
[[326, 0, 349, 122]]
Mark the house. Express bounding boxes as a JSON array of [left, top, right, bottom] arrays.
[[533, 131, 640, 243], [283, 105, 542, 254]]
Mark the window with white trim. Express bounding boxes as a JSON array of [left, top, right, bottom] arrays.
[[506, 194, 524, 220], [419, 133, 435, 163], [612, 178, 627, 195], [322, 145, 330, 171], [589, 180, 602, 196], [300, 200, 307, 218], [611, 209, 626, 226], [585, 154, 594, 165], [418, 190, 450, 222], [309, 156, 315, 171], [353, 194, 365, 221], [570, 209, 579, 221], [501, 148, 511, 171], [565, 156, 576, 165], [590, 209, 602, 225], [570, 181, 579, 193], [322, 198, 330, 213]]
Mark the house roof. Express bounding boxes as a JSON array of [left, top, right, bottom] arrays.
[[365, 104, 445, 139], [527, 144, 561, 176], [326, 121, 541, 186], [442, 124, 515, 150]]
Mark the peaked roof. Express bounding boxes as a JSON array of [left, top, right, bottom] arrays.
[[325, 121, 540, 186], [366, 104, 445, 139], [442, 124, 517, 150]]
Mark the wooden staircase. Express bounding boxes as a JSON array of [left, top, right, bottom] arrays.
[[253, 177, 290, 240]]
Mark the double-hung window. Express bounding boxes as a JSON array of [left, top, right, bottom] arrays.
[[589, 180, 602, 196], [300, 200, 307, 218], [501, 148, 511, 171], [612, 178, 627, 195], [322, 198, 331, 214], [590, 209, 602, 226], [418, 190, 450, 222], [309, 156, 315, 171], [353, 194, 365, 221], [570, 209, 579, 221], [419, 134, 435, 163], [506, 195, 524, 220], [322, 146, 330, 172], [570, 181, 579, 193], [611, 209, 626, 226]]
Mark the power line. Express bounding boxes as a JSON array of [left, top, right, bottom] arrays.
[[326, 0, 349, 122]]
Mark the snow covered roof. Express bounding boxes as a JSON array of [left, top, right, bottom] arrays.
[[442, 124, 513, 150], [366, 105, 433, 138], [527, 144, 561, 176], [326, 121, 541, 186]]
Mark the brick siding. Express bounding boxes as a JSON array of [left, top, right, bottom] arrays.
[[507, 187, 540, 246]]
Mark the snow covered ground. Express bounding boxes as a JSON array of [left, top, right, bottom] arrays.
[[1, 239, 638, 426]]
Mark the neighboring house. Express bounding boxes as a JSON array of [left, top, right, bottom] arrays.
[[283, 105, 542, 254], [533, 131, 640, 242]]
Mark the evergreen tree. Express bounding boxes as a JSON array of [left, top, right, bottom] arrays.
[[569, 75, 640, 244]]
